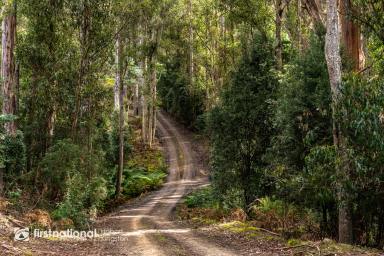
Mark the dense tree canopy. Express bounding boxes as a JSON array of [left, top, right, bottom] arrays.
[[1, 0, 384, 249]]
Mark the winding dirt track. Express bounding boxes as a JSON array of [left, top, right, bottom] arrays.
[[97, 111, 237, 256]]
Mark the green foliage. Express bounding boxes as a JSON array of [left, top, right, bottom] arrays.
[[52, 174, 108, 227], [39, 140, 82, 200], [1, 131, 26, 188], [250, 197, 320, 238], [252, 197, 286, 216], [105, 115, 133, 166], [339, 76, 384, 245], [184, 186, 219, 209], [269, 30, 332, 172], [304, 145, 336, 207], [158, 58, 205, 129], [39, 139, 109, 226], [122, 167, 166, 197], [209, 34, 277, 208]]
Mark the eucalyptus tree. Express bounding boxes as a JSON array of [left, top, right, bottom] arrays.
[[1, 0, 17, 136], [325, 0, 353, 244], [0, 0, 17, 194]]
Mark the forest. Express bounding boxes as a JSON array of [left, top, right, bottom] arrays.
[[0, 0, 384, 255]]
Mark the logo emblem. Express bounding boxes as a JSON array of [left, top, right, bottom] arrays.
[[14, 228, 29, 241]]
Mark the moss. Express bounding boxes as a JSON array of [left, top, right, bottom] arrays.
[[287, 238, 303, 247], [319, 239, 383, 255], [219, 221, 260, 234]]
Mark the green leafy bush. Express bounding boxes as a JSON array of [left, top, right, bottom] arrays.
[[208, 34, 277, 208], [122, 167, 166, 197], [184, 186, 219, 209], [39, 139, 82, 200], [250, 197, 320, 238], [40, 139, 108, 227], [339, 76, 384, 246], [0, 130, 26, 191], [52, 174, 108, 227]]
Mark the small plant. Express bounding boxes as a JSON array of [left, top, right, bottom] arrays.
[[7, 188, 22, 204], [250, 197, 320, 239], [122, 168, 166, 197], [184, 186, 219, 209]]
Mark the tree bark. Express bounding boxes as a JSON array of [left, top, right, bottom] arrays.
[[188, 0, 194, 88], [339, 0, 361, 71], [115, 33, 124, 198], [141, 58, 148, 144], [114, 48, 120, 111], [275, 0, 283, 70], [325, 0, 353, 244], [1, 1, 17, 135], [0, 1, 17, 195], [304, 0, 324, 26], [72, 0, 90, 140], [149, 55, 157, 147]]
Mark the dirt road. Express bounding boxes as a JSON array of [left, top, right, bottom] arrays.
[[93, 111, 237, 255]]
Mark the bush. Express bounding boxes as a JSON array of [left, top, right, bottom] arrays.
[[0, 131, 26, 190], [52, 174, 108, 227], [209, 34, 277, 208], [122, 167, 166, 197], [39, 139, 82, 200], [340, 76, 384, 246], [250, 197, 320, 239], [184, 186, 219, 209], [40, 139, 109, 227]]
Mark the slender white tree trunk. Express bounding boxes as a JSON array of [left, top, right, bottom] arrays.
[[325, 0, 353, 244], [114, 46, 120, 111], [115, 33, 124, 198], [140, 57, 148, 144]]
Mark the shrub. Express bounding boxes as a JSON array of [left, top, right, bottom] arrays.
[[39, 139, 82, 200], [184, 186, 219, 209], [40, 139, 109, 227], [0, 130, 26, 191], [52, 174, 108, 227], [209, 34, 277, 208], [122, 167, 166, 197], [250, 197, 320, 239]]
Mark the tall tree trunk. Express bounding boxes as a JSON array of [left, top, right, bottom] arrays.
[[0, 1, 17, 195], [339, 0, 361, 71], [114, 49, 120, 111], [149, 55, 157, 147], [133, 82, 139, 116], [141, 58, 148, 144], [115, 33, 124, 198], [275, 0, 283, 70], [1, 1, 17, 135], [325, 0, 353, 244], [72, 0, 90, 140], [188, 0, 194, 88]]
